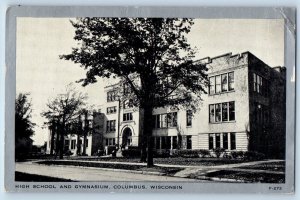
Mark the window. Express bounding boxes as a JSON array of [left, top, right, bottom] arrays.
[[71, 140, 76, 149], [209, 134, 214, 150], [112, 138, 115, 145], [228, 72, 234, 91], [253, 73, 268, 96], [215, 134, 220, 148], [172, 136, 178, 149], [209, 77, 215, 94], [166, 137, 171, 149], [107, 91, 117, 102], [230, 133, 236, 150], [209, 105, 215, 123], [123, 113, 133, 121], [105, 139, 109, 146], [186, 110, 192, 126], [107, 106, 117, 114], [161, 137, 166, 149], [106, 120, 116, 132], [215, 75, 221, 93], [123, 99, 134, 109], [222, 103, 228, 121], [209, 72, 234, 95], [153, 112, 177, 128], [223, 133, 228, 149], [221, 74, 228, 92], [215, 103, 221, 122], [187, 136, 192, 149], [209, 101, 235, 123], [84, 139, 88, 148], [167, 112, 177, 127]]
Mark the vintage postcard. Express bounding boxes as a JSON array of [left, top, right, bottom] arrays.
[[5, 6, 296, 193]]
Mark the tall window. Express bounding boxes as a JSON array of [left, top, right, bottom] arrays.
[[153, 112, 177, 128], [187, 136, 192, 149], [209, 72, 234, 95], [156, 137, 160, 149], [221, 74, 228, 92], [71, 140, 76, 149], [209, 134, 214, 150], [107, 106, 117, 114], [209, 77, 215, 94], [230, 133, 236, 150], [215, 75, 221, 93], [209, 101, 235, 123], [107, 91, 117, 102], [123, 113, 133, 121], [172, 136, 178, 149], [215, 134, 220, 148], [186, 110, 192, 126], [223, 133, 228, 149], [228, 72, 234, 91], [106, 120, 116, 132]]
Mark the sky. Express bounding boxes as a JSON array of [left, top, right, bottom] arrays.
[[16, 18, 284, 145]]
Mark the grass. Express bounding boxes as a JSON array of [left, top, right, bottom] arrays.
[[15, 172, 75, 182], [237, 161, 285, 172], [36, 160, 183, 175], [66, 157, 248, 166], [203, 170, 285, 183]]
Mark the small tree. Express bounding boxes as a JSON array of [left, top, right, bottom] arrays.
[[15, 93, 35, 160], [61, 18, 208, 167], [41, 85, 86, 159]]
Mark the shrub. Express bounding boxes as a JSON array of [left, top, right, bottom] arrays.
[[198, 149, 211, 158], [177, 149, 199, 158], [121, 147, 140, 158], [105, 146, 116, 155], [213, 148, 226, 158], [229, 151, 265, 161], [153, 150, 171, 158]]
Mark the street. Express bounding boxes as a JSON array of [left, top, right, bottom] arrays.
[[15, 162, 202, 182]]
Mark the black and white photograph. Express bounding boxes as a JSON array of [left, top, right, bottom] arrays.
[[5, 6, 295, 193]]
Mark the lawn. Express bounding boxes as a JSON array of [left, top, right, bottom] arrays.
[[236, 161, 285, 172], [66, 157, 248, 166], [36, 160, 182, 175], [203, 170, 285, 183], [15, 172, 75, 182]]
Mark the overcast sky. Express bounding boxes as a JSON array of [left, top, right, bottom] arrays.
[[16, 18, 284, 145]]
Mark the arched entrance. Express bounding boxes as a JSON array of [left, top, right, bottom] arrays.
[[122, 127, 132, 148]]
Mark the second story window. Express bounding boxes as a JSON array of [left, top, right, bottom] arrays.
[[107, 106, 117, 114], [209, 72, 234, 95], [123, 113, 133, 121], [106, 120, 116, 132], [209, 101, 235, 123], [107, 91, 117, 102], [186, 110, 192, 127], [153, 112, 177, 128], [253, 73, 268, 96]]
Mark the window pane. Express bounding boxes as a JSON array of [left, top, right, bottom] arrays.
[[156, 137, 160, 149], [209, 105, 215, 123], [253, 74, 257, 92], [221, 74, 228, 92], [222, 102, 228, 121], [172, 136, 178, 149], [186, 110, 192, 126], [229, 102, 235, 121], [161, 114, 167, 128], [215, 75, 221, 93], [166, 137, 171, 149], [223, 133, 228, 149], [187, 136, 192, 149], [216, 134, 220, 148], [230, 133, 236, 150], [209, 134, 214, 150], [228, 72, 234, 91], [215, 104, 221, 122], [209, 77, 215, 94]]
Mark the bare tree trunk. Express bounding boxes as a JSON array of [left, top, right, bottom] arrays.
[[55, 123, 60, 159], [143, 106, 154, 167], [76, 115, 82, 156], [59, 116, 66, 159], [50, 123, 55, 155]]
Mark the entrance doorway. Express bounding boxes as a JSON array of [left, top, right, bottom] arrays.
[[122, 128, 132, 148]]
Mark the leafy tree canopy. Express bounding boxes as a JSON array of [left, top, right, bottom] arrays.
[[61, 18, 208, 110]]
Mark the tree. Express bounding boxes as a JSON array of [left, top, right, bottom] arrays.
[[61, 18, 208, 167], [15, 93, 35, 160], [41, 85, 87, 159]]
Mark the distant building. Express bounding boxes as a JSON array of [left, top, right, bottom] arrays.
[[46, 111, 105, 156], [101, 51, 286, 158]]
